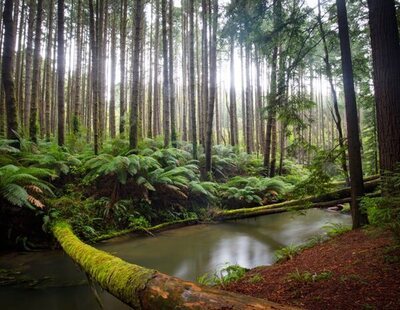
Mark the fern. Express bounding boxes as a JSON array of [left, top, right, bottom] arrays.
[[0, 165, 54, 209]]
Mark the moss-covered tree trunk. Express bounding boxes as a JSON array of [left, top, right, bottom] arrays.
[[52, 221, 294, 310]]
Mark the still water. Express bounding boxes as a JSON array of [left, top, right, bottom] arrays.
[[0, 209, 350, 309]]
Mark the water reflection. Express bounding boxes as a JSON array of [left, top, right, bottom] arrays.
[[0, 208, 350, 310]]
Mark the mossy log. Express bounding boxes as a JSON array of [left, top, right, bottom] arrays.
[[52, 221, 296, 309], [215, 179, 379, 221], [94, 218, 199, 242]]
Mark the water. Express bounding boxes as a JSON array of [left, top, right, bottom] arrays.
[[0, 209, 350, 310]]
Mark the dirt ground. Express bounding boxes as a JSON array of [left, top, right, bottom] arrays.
[[224, 228, 400, 310]]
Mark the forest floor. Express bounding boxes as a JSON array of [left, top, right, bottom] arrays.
[[224, 227, 400, 310]]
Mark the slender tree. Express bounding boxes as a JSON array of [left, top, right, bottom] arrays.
[[119, 0, 127, 136], [168, 0, 177, 147], [229, 34, 238, 146], [162, 0, 170, 147], [109, 9, 116, 138], [205, 0, 217, 173], [152, 0, 161, 136], [29, 0, 43, 142], [130, 0, 144, 149], [317, 0, 348, 181], [336, 0, 368, 228], [189, 0, 197, 159], [57, 0, 65, 146]]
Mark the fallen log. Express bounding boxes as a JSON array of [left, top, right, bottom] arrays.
[[215, 179, 380, 221], [52, 221, 297, 309], [94, 218, 199, 242]]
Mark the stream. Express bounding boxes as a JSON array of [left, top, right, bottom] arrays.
[[0, 208, 351, 310]]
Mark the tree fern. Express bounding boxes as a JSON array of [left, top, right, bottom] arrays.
[[0, 165, 54, 209]]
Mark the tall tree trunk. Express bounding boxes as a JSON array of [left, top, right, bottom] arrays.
[[255, 48, 264, 153], [152, 0, 160, 136], [264, 47, 277, 171], [73, 0, 82, 135], [367, 0, 400, 175], [317, 0, 348, 181], [189, 0, 197, 159], [181, 0, 188, 141], [240, 42, 246, 145], [57, 0, 65, 146], [16, 0, 26, 125], [147, 3, 154, 138], [200, 0, 208, 147], [205, 0, 217, 173], [89, 0, 98, 153], [130, 0, 144, 149], [168, 0, 177, 147], [24, 0, 35, 132], [29, 0, 43, 142], [109, 9, 116, 139], [229, 35, 238, 146], [336, 0, 368, 228], [44, 0, 54, 140], [162, 0, 170, 147], [245, 43, 253, 154], [119, 0, 127, 136], [2, 0, 18, 141]]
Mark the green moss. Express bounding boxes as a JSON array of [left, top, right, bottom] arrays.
[[94, 218, 199, 242], [52, 221, 156, 308]]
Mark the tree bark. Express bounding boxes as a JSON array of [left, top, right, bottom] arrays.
[[119, 0, 127, 136], [162, 0, 170, 147], [29, 0, 43, 142], [2, 0, 19, 141], [317, 0, 349, 181], [168, 0, 177, 147], [109, 9, 116, 139], [57, 0, 65, 146], [152, 0, 161, 137], [205, 0, 217, 173], [73, 0, 82, 135], [336, 0, 368, 228], [189, 0, 197, 159], [229, 35, 238, 146], [367, 0, 400, 175], [129, 0, 144, 149]]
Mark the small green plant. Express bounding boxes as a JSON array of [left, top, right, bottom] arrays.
[[287, 269, 332, 283], [323, 223, 351, 237], [247, 274, 263, 284], [197, 264, 247, 287], [129, 216, 150, 229], [274, 244, 302, 262]]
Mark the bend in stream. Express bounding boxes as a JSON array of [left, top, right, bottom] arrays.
[[0, 208, 351, 310]]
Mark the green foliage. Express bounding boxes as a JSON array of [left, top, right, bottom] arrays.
[[197, 264, 247, 287], [293, 148, 342, 198], [219, 176, 291, 209], [128, 216, 150, 229], [287, 269, 332, 283], [275, 244, 302, 262], [247, 274, 263, 284], [21, 143, 81, 176], [362, 196, 400, 241], [322, 223, 351, 237], [0, 165, 54, 210]]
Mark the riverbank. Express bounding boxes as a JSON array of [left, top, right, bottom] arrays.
[[224, 227, 400, 309]]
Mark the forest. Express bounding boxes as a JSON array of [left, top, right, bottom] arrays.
[[0, 0, 399, 309]]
